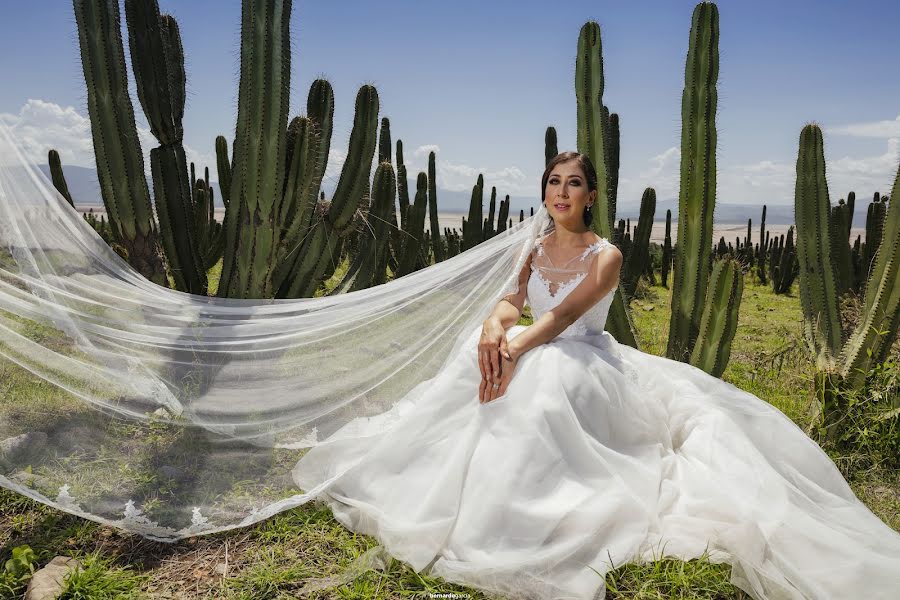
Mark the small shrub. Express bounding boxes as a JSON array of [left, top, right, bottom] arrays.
[[1, 544, 38, 596], [818, 347, 900, 474]]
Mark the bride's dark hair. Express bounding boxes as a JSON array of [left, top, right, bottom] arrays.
[[541, 152, 598, 227]]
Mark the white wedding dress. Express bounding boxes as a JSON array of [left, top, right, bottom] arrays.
[[293, 235, 900, 600]]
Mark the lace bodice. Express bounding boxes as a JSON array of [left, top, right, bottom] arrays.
[[526, 233, 618, 338]]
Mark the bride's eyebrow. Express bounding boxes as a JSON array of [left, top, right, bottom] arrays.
[[549, 174, 582, 180]]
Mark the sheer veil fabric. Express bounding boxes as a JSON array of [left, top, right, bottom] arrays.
[[0, 120, 549, 538], [2, 121, 900, 600]]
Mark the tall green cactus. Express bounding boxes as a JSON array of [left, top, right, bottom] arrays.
[[621, 188, 655, 299], [545, 126, 558, 166], [378, 117, 392, 164], [428, 151, 444, 263], [575, 20, 638, 349], [73, 0, 167, 286], [332, 162, 396, 293], [128, 1, 208, 295], [48, 150, 75, 208], [217, 0, 292, 299], [757, 204, 768, 285], [397, 173, 428, 277], [275, 85, 380, 298], [830, 197, 854, 296], [606, 112, 620, 228], [794, 124, 843, 366], [661, 209, 672, 288], [666, 2, 719, 363], [463, 174, 484, 251], [690, 257, 743, 378]]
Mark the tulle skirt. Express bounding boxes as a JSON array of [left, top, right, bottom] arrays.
[[292, 324, 900, 600]]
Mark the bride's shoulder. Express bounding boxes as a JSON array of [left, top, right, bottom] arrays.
[[592, 235, 623, 264]]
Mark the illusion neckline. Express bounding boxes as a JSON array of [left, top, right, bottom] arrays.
[[535, 233, 608, 268]]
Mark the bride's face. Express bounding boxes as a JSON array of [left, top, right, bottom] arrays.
[[543, 160, 596, 228]]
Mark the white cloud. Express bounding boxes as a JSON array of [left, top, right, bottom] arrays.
[[618, 145, 681, 204], [618, 116, 900, 207], [413, 144, 440, 158], [0, 99, 94, 167], [0, 99, 215, 178], [826, 115, 900, 139], [321, 141, 535, 199]]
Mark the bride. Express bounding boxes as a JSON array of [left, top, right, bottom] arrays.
[[0, 118, 898, 600], [290, 153, 900, 599]]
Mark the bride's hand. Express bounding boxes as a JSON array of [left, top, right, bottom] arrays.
[[478, 317, 509, 394], [482, 352, 519, 404]]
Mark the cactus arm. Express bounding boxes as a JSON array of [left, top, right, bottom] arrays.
[[327, 85, 379, 233], [690, 258, 743, 378]]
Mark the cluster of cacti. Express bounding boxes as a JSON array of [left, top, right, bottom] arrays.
[[189, 164, 224, 271], [459, 175, 512, 252], [769, 226, 799, 294], [619, 188, 655, 299], [68, 0, 403, 299], [81, 208, 114, 244], [793, 123, 900, 441]]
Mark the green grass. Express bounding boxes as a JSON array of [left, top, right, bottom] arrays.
[[1, 267, 898, 599]]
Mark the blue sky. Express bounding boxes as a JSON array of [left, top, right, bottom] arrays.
[[1, 0, 898, 213]]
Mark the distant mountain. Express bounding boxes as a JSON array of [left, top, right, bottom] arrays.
[[39, 164, 869, 228], [37, 163, 103, 205], [616, 198, 800, 227]]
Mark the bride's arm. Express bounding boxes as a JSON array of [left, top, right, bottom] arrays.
[[484, 252, 533, 329], [506, 246, 622, 361]]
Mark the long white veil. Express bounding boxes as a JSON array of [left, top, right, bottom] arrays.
[[0, 121, 552, 541]]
